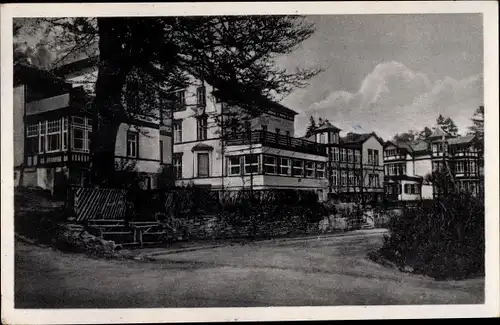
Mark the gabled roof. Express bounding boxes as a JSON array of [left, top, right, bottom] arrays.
[[448, 135, 476, 146], [383, 139, 429, 153], [428, 126, 452, 139], [409, 140, 429, 152], [341, 132, 384, 146], [314, 121, 341, 132]]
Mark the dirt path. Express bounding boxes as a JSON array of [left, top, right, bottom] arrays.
[[15, 232, 484, 308]]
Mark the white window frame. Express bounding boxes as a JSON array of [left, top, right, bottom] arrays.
[[340, 149, 346, 162], [455, 161, 464, 173], [333, 147, 339, 161], [341, 170, 347, 185], [197, 152, 210, 178], [347, 149, 353, 162], [173, 121, 182, 144], [196, 86, 206, 106], [305, 161, 315, 178], [173, 154, 182, 179], [197, 116, 208, 141], [228, 156, 241, 176], [279, 157, 290, 176], [354, 150, 360, 163], [292, 159, 304, 177], [46, 119, 62, 153], [263, 155, 277, 174], [316, 162, 325, 178], [26, 123, 39, 154], [126, 131, 138, 158], [244, 154, 259, 175]]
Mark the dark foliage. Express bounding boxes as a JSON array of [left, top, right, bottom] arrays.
[[378, 192, 484, 280], [14, 188, 69, 247]]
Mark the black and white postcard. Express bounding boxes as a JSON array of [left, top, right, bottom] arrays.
[[1, 1, 499, 323]]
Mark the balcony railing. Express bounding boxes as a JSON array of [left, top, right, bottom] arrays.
[[225, 130, 327, 156]]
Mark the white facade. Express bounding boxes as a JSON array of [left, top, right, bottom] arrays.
[[173, 77, 328, 198]]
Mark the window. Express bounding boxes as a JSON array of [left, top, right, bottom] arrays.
[[26, 124, 39, 154], [262, 125, 268, 132], [244, 154, 259, 174], [467, 160, 477, 174], [305, 161, 315, 177], [347, 149, 353, 162], [385, 149, 397, 157], [279, 157, 290, 175], [354, 150, 360, 163], [71, 116, 91, 152], [160, 140, 164, 163], [340, 148, 346, 162], [46, 119, 62, 152], [197, 116, 208, 140], [126, 131, 138, 158], [333, 148, 339, 162], [228, 156, 241, 176], [197, 152, 209, 177], [455, 161, 464, 173], [368, 149, 374, 165], [332, 169, 338, 187], [196, 86, 206, 106], [369, 174, 380, 187], [73, 127, 85, 151], [263, 155, 277, 174], [173, 120, 182, 143], [316, 162, 325, 178], [292, 159, 304, 177], [319, 133, 326, 144], [175, 90, 185, 109], [404, 184, 410, 194], [173, 154, 182, 179], [348, 171, 355, 185], [374, 150, 379, 165], [341, 170, 347, 185]]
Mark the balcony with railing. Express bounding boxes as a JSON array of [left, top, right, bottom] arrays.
[[225, 130, 327, 156]]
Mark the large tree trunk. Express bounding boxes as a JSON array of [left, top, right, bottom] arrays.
[[91, 18, 132, 186]]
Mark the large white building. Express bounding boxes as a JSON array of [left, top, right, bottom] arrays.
[[171, 77, 329, 198]]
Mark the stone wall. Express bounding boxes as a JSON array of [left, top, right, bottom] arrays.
[[170, 214, 315, 240]]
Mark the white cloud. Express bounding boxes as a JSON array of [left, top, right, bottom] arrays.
[[298, 61, 483, 140]]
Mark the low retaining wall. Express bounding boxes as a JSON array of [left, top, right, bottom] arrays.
[[170, 214, 317, 240]]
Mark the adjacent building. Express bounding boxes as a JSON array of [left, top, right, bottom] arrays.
[[13, 61, 173, 193], [383, 126, 483, 201], [307, 123, 385, 202]]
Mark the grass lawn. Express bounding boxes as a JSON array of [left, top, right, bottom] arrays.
[[15, 231, 484, 308]]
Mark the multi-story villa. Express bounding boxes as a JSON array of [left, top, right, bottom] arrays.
[[171, 78, 329, 199], [13, 61, 173, 193], [383, 126, 483, 201], [307, 123, 385, 202]]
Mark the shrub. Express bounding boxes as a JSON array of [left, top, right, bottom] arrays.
[[377, 192, 484, 280]]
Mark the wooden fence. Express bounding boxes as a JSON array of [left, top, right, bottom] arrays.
[[68, 187, 127, 221]]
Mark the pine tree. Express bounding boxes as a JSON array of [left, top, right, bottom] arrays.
[[418, 126, 433, 141], [305, 116, 317, 138]]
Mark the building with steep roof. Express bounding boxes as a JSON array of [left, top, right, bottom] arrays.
[[383, 127, 483, 200], [306, 122, 385, 202]]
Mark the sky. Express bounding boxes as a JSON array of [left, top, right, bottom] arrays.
[[275, 14, 484, 140]]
